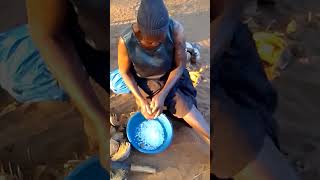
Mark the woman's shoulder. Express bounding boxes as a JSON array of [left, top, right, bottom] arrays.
[[169, 19, 184, 36], [120, 25, 134, 41], [170, 18, 182, 30], [168, 18, 184, 44]]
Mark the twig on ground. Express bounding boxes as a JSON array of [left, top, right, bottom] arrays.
[[266, 19, 277, 31], [193, 169, 210, 179]]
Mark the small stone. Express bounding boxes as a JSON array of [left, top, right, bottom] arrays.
[[112, 132, 124, 142], [110, 126, 117, 136], [119, 114, 129, 125], [118, 124, 126, 132], [110, 169, 128, 180]]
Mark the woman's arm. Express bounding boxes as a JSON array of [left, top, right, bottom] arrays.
[[117, 38, 144, 102], [212, 0, 247, 62], [117, 38, 152, 118], [150, 21, 186, 117], [26, 0, 109, 169], [159, 21, 186, 98]]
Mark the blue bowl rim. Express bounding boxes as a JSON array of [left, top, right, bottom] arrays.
[[65, 155, 109, 179], [126, 112, 173, 154]]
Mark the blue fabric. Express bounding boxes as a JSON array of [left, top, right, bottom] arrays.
[[110, 69, 130, 94], [0, 25, 66, 102]]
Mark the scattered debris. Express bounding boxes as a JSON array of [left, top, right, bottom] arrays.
[[111, 161, 156, 174], [287, 20, 298, 34], [0, 102, 19, 118], [118, 114, 129, 126], [0, 161, 26, 180], [112, 132, 125, 142], [130, 164, 156, 174], [189, 66, 209, 87], [192, 168, 210, 180], [299, 57, 310, 64], [110, 126, 117, 136], [110, 169, 128, 180], [118, 124, 126, 132]]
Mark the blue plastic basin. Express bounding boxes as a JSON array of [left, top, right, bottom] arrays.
[[126, 112, 173, 154], [65, 156, 109, 180]]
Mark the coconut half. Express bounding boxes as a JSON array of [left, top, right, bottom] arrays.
[[110, 139, 120, 157], [111, 142, 131, 162]]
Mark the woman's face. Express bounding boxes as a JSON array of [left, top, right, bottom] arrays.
[[140, 32, 166, 49]]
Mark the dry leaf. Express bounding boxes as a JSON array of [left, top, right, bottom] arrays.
[[287, 20, 297, 34]]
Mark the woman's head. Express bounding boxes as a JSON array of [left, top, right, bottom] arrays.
[[137, 0, 169, 43]]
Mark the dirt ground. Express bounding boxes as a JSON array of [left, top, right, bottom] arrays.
[[0, 0, 320, 179], [110, 0, 210, 179]]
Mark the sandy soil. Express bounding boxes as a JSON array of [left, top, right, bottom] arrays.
[[110, 0, 210, 179]]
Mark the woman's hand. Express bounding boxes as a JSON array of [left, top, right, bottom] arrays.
[[139, 98, 153, 120], [150, 93, 165, 119]]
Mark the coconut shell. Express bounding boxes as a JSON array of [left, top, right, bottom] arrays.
[[111, 142, 131, 162], [110, 113, 121, 126], [110, 139, 120, 157]]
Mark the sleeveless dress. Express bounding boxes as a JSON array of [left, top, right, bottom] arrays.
[[120, 19, 197, 118]]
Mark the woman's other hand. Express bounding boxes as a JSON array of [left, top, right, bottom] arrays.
[[139, 98, 153, 120], [150, 93, 165, 119]]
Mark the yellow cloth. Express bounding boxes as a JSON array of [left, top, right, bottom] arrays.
[[253, 32, 286, 80]]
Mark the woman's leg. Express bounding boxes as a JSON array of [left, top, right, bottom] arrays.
[[182, 104, 210, 145], [234, 136, 300, 180]]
